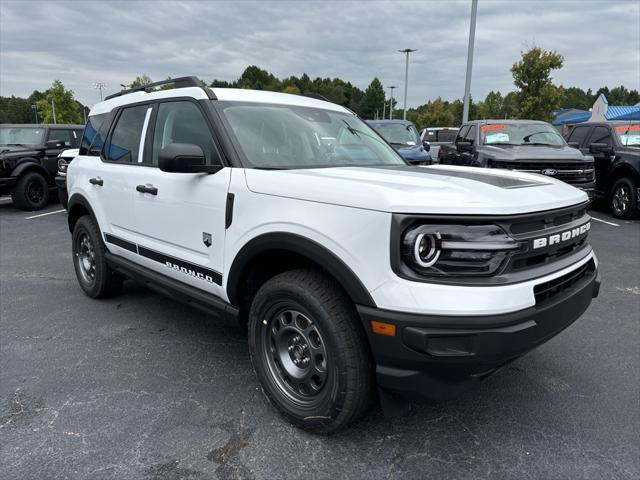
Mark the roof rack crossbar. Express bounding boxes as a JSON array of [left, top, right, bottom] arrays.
[[104, 76, 211, 101]]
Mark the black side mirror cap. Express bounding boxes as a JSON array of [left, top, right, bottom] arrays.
[[589, 142, 612, 155], [457, 141, 473, 152], [422, 140, 431, 152], [158, 143, 222, 174], [45, 140, 65, 149]]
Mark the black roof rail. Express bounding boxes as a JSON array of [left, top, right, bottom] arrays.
[[104, 76, 216, 101]]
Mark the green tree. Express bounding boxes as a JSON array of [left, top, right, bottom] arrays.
[[281, 85, 301, 95], [359, 77, 385, 119], [511, 47, 564, 121], [130, 75, 153, 88], [559, 86, 593, 110], [36, 80, 82, 124], [416, 97, 457, 128], [477, 91, 505, 119]]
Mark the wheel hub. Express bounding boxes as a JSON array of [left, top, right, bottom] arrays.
[[75, 233, 96, 284]]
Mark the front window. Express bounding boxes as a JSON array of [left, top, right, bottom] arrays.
[[481, 123, 565, 146], [370, 123, 421, 147], [218, 102, 406, 169], [0, 126, 46, 146], [616, 124, 640, 147]]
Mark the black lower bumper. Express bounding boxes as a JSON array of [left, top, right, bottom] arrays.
[[0, 175, 17, 194], [55, 176, 68, 209], [357, 261, 600, 401]]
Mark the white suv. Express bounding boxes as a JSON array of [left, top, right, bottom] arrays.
[[66, 77, 600, 433]]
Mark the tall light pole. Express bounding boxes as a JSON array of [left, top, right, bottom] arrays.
[[31, 105, 38, 124], [462, 0, 478, 123], [382, 99, 387, 120], [388, 86, 396, 120], [93, 82, 107, 101], [399, 48, 417, 120], [51, 99, 57, 124]]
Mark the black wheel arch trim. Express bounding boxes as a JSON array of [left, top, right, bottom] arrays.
[[67, 193, 98, 233], [12, 160, 51, 183], [226, 232, 376, 308]]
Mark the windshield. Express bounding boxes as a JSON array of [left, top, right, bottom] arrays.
[[370, 123, 421, 146], [481, 123, 565, 146], [615, 124, 640, 147], [0, 126, 45, 146], [218, 102, 407, 169]]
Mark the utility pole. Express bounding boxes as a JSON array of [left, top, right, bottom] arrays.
[[93, 82, 107, 101], [462, 0, 478, 123], [389, 86, 396, 120], [51, 99, 57, 124], [399, 49, 417, 120], [82, 106, 87, 124], [31, 105, 38, 124], [382, 100, 386, 120]]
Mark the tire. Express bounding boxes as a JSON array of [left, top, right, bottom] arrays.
[[248, 269, 374, 433], [11, 171, 49, 211], [72, 216, 122, 298], [610, 177, 637, 219]]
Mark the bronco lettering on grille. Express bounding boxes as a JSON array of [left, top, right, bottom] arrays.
[[532, 222, 591, 249]]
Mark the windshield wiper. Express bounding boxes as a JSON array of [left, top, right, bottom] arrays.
[[486, 142, 518, 146], [340, 120, 389, 146], [4, 143, 27, 146], [520, 142, 554, 146]]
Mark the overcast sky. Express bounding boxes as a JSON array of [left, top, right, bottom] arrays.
[[1, 0, 638, 109]]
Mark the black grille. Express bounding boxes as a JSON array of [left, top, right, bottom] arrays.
[[534, 259, 595, 305], [488, 160, 594, 185]]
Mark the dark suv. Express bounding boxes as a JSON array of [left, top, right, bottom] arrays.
[[565, 121, 640, 218], [440, 120, 596, 200], [0, 124, 84, 210]]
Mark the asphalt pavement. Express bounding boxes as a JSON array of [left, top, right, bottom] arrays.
[[1, 196, 639, 480]]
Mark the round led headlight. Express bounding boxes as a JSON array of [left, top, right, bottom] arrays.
[[414, 232, 441, 267], [57, 158, 68, 173]]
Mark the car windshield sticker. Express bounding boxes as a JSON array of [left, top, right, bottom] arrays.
[[616, 125, 640, 132], [480, 124, 507, 131], [485, 132, 510, 143]]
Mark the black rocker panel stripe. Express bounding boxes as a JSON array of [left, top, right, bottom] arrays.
[[104, 234, 222, 285], [104, 233, 137, 253]]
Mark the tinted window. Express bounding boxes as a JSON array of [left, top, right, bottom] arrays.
[[567, 126, 590, 146], [152, 101, 217, 165], [107, 105, 149, 163], [464, 125, 477, 145], [47, 129, 72, 147], [80, 114, 108, 156], [436, 130, 457, 142], [455, 126, 470, 144], [589, 126, 612, 147], [73, 130, 83, 147]]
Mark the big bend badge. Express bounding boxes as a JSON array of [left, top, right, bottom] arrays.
[[202, 232, 212, 248]]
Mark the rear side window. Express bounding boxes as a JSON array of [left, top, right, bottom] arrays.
[[47, 129, 72, 147], [437, 130, 457, 142], [588, 126, 612, 147], [567, 126, 590, 146], [80, 114, 108, 155], [106, 105, 150, 163], [151, 101, 217, 165]]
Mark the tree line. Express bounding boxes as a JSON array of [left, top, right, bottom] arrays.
[[2, 47, 638, 129]]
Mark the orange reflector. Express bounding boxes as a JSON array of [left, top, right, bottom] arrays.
[[371, 320, 396, 337]]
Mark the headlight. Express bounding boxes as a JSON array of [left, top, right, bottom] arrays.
[[57, 158, 68, 173], [401, 224, 523, 276]]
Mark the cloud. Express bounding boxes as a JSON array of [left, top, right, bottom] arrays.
[[1, 0, 638, 108]]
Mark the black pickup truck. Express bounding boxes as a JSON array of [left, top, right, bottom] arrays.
[[565, 121, 639, 218], [0, 124, 84, 210], [440, 120, 596, 200]]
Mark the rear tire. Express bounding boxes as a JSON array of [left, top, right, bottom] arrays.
[[610, 177, 637, 219], [11, 171, 49, 211], [72, 216, 122, 298], [248, 269, 374, 433]]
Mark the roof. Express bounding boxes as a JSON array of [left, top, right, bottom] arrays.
[[90, 85, 351, 116], [0, 124, 84, 128], [366, 119, 415, 126], [465, 119, 549, 125], [606, 105, 640, 121]]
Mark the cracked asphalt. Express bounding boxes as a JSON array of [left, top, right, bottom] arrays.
[[1, 197, 639, 480]]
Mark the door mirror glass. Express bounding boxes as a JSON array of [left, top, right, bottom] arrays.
[[158, 143, 221, 173], [422, 140, 431, 152]]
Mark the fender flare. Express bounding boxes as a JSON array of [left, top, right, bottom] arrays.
[[67, 193, 98, 233], [226, 232, 376, 308], [12, 159, 51, 182]]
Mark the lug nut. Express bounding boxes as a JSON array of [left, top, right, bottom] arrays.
[[288, 345, 294, 352]]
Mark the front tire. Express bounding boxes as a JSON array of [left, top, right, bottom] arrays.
[[248, 269, 374, 433], [11, 171, 49, 211], [610, 177, 637, 219], [72, 216, 121, 298]]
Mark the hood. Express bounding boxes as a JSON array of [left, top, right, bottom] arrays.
[[0, 145, 40, 157], [244, 165, 588, 215], [481, 144, 588, 161], [394, 144, 431, 162]]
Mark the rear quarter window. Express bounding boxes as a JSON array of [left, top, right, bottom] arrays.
[[80, 114, 109, 156]]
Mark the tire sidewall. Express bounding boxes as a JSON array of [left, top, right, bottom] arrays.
[[248, 281, 350, 429], [72, 217, 105, 297], [13, 172, 49, 211], [610, 178, 637, 219]]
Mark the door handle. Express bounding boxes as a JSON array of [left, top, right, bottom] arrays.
[[89, 177, 103, 186], [136, 184, 158, 195]]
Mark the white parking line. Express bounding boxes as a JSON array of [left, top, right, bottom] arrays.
[[591, 216, 620, 227], [25, 209, 65, 220]]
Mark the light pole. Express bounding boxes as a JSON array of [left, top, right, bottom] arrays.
[[382, 99, 387, 120], [93, 82, 107, 101], [399, 49, 417, 120], [31, 105, 38, 124], [51, 99, 57, 124], [462, 0, 478, 123], [388, 86, 396, 120]]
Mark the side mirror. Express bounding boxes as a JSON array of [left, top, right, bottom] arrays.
[[457, 141, 473, 152], [589, 142, 612, 155], [422, 140, 431, 152], [567, 141, 580, 149], [158, 143, 221, 174], [45, 140, 65, 149]]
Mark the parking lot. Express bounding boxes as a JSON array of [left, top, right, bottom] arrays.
[[0, 197, 638, 480]]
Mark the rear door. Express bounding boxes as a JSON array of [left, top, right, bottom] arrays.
[[127, 99, 231, 297], [586, 125, 615, 194], [447, 125, 469, 165]]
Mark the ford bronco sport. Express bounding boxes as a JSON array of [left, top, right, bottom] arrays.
[[66, 77, 600, 433]]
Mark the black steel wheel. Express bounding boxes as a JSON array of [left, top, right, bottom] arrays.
[[11, 171, 49, 211], [248, 269, 374, 434], [610, 177, 637, 219]]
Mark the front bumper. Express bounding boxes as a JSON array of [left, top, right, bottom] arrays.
[[358, 260, 600, 401]]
